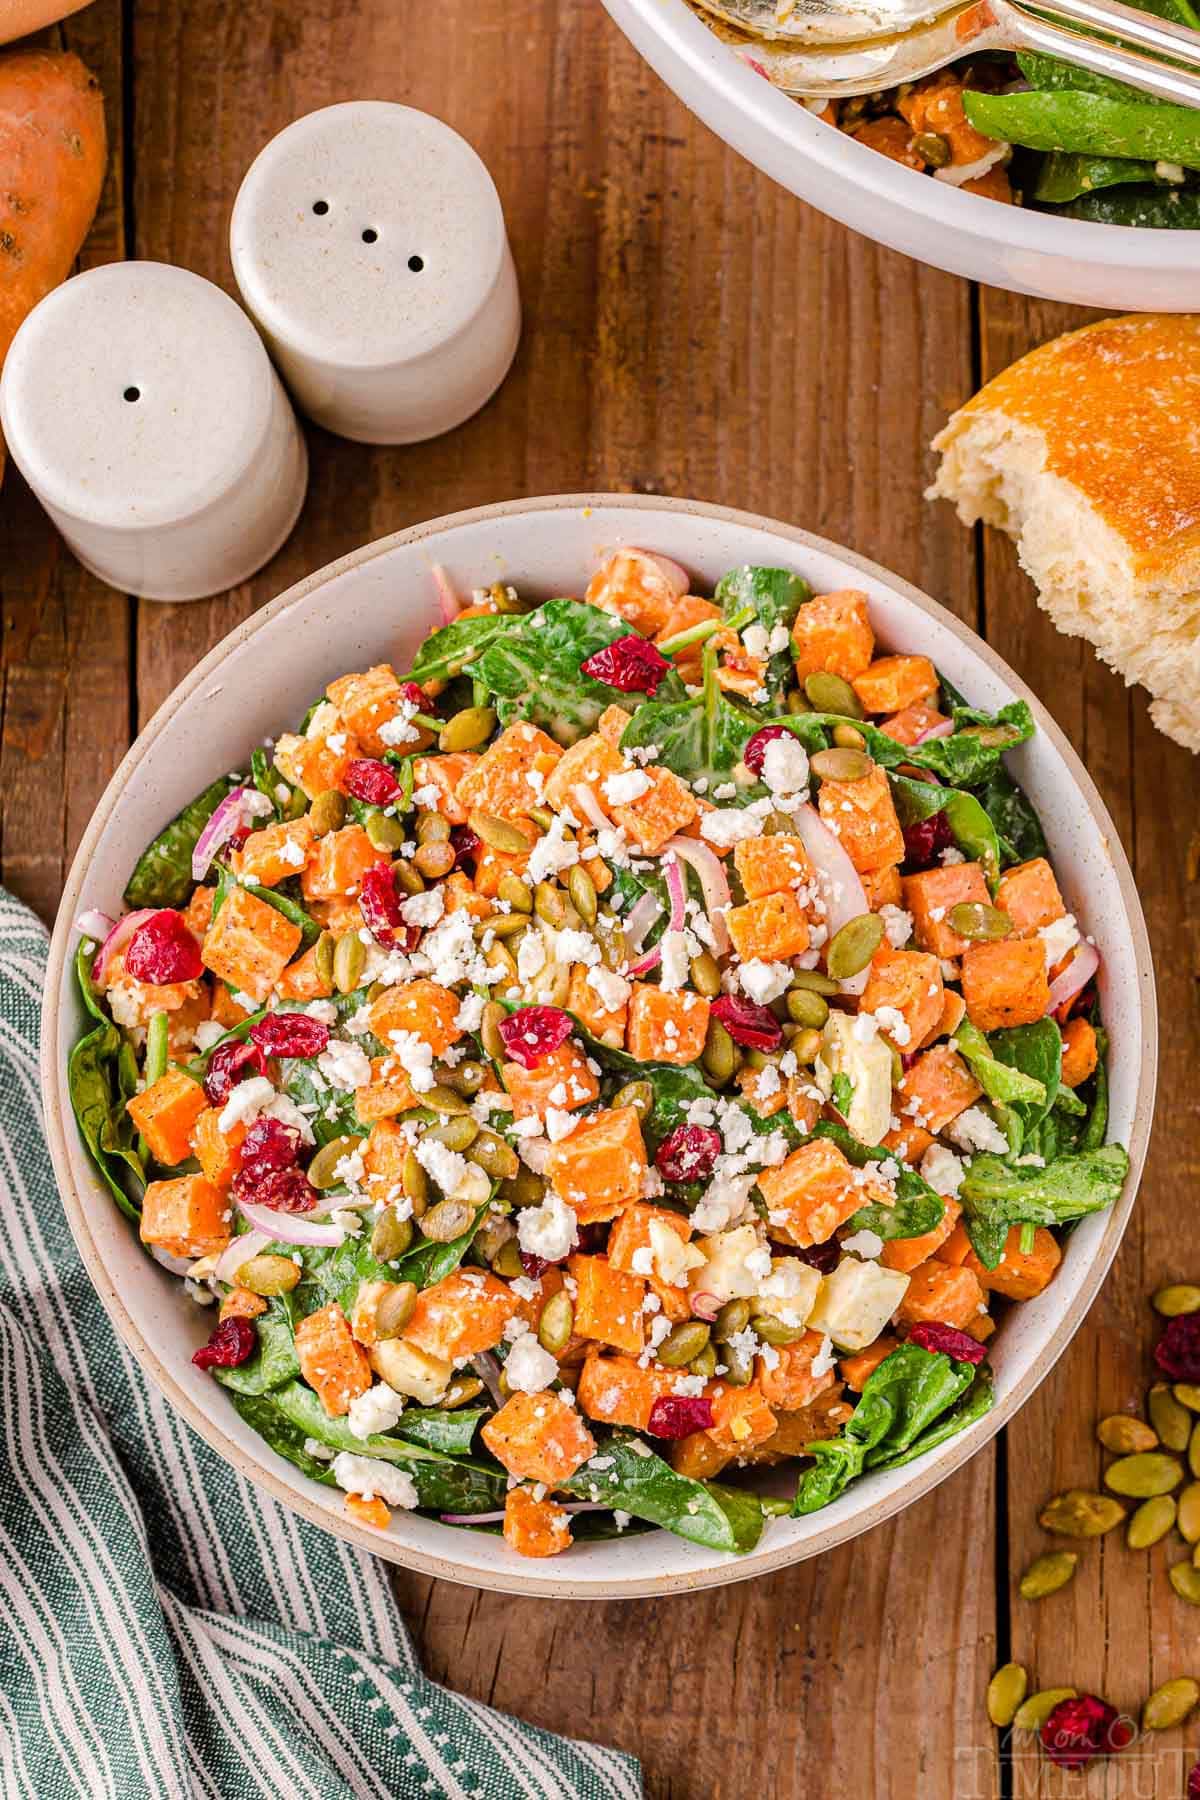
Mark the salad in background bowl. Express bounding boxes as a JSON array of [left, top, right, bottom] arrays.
[[44, 496, 1154, 1597]]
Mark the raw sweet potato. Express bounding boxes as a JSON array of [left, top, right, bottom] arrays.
[[481, 1391, 596, 1484], [791, 590, 874, 682], [126, 1066, 206, 1167], [545, 1106, 647, 1214], [626, 984, 710, 1065], [503, 1488, 573, 1558], [960, 938, 1050, 1032], [140, 1174, 231, 1260]]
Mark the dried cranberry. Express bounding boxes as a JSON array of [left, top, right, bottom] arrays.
[[358, 862, 415, 949], [227, 823, 255, 853], [1154, 1314, 1200, 1382], [743, 724, 795, 777], [238, 1116, 302, 1178], [202, 1038, 267, 1107], [908, 1322, 987, 1365], [233, 1164, 318, 1214], [450, 825, 481, 868], [901, 809, 954, 872], [1040, 1696, 1132, 1770], [249, 1012, 330, 1059], [647, 1395, 715, 1439], [520, 1251, 550, 1279], [655, 1124, 722, 1184], [1189, 1761, 1200, 1800], [791, 1239, 842, 1276], [192, 1315, 257, 1370], [498, 1005, 574, 1069], [124, 909, 203, 984], [344, 758, 401, 806], [710, 994, 783, 1051], [400, 681, 431, 710], [580, 634, 671, 696]]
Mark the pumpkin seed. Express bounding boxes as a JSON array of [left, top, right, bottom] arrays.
[[309, 788, 346, 836], [437, 1059, 485, 1097], [715, 1298, 751, 1342], [1154, 1284, 1200, 1317], [957, 722, 1024, 749], [392, 857, 425, 895], [415, 809, 451, 844], [1097, 1414, 1158, 1455], [308, 1134, 365, 1190], [422, 1083, 471, 1116], [831, 723, 867, 751], [364, 811, 405, 853], [804, 671, 864, 719], [1018, 1550, 1078, 1600], [826, 912, 884, 980], [689, 949, 722, 997], [1176, 1384, 1200, 1413], [370, 1207, 414, 1262], [810, 746, 873, 783], [439, 705, 496, 754], [538, 1291, 574, 1355], [1105, 1451, 1183, 1498], [1191, 1420, 1200, 1479], [402, 1149, 429, 1212], [419, 1197, 473, 1242], [789, 969, 841, 996], [1127, 1494, 1177, 1549], [481, 1001, 507, 1063], [439, 1375, 485, 1409], [499, 1167, 545, 1208], [491, 1238, 523, 1279], [490, 581, 529, 615], [1179, 1482, 1200, 1544], [913, 129, 952, 167], [791, 1027, 823, 1065], [611, 1079, 655, 1122], [787, 987, 829, 1028], [702, 1018, 738, 1086], [497, 873, 533, 913], [534, 881, 568, 928], [721, 1337, 754, 1386], [1038, 1489, 1126, 1537], [947, 902, 1012, 942], [785, 689, 812, 715], [333, 931, 365, 994], [987, 1663, 1029, 1728], [1150, 1384, 1193, 1451], [467, 1131, 519, 1180], [567, 863, 598, 925], [374, 1281, 418, 1339], [475, 911, 528, 941], [314, 930, 336, 988], [425, 1115, 479, 1154], [752, 1312, 810, 1347], [689, 1343, 718, 1380], [1013, 1688, 1077, 1733], [1143, 1678, 1200, 1732], [414, 840, 455, 880], [657, 1321, 712, 1367], [237, 1253, 302, 1296], [1169, 1561, 1200, 1606], [470, 812, 532, 855]]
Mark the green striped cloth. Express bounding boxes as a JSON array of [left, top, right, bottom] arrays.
[[0, 890, 641, 1800]]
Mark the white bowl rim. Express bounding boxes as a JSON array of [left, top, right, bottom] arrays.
[[41, 491, 1157, 1600]]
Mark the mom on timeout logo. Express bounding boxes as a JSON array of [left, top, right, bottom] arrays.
[[953, 1722, 1200, 1797]]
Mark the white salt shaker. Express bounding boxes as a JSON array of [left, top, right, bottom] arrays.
[[0, 261, 307, 601], [229, 102, 521, 444]]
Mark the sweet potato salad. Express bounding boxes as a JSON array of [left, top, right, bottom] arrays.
[[70, 549, 1130, 1557]]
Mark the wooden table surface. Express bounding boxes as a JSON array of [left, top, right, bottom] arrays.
[[4, 3, 1196, 1796]]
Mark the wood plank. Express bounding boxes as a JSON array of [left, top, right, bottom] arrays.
[[0, 1, 130, 922], [973, 289, 1198, 1798]]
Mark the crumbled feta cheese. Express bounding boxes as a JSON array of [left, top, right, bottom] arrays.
[[503, 1335, 560, 1394], [527, 815, 579, 884], [840, 1228, 884, 1260], [946, 1105, 1010, 1156], [400, 887, 445, 930], [761, 735, 809, 800], [919, 1142, 966, 1196], [603, 768, 652, 807], [193, 1019, 229, 1053], [585, 965, 630, 1012], [347, 1382, 406, 1440], [330, 1453, 418, 1508], [516, 1191, 578, 1262], [316, 1040, 373, 1091], [879, 904, 914, 949], [1039, 913, 1080, 970], [738, 959, 793, 1005], [699, 807, 763, 849]]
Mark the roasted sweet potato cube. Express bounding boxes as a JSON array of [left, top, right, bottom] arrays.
[[473, 840, 532, 898], [817, 763, 904, 873], [455, 723, 563, 821], [880, 1198, 960, 1274], [725, 890, 812, 962], [307, 896, 364, 937], [881, 1121, 935, 1166], [210, 981, 251, 1028], [201, 885, 302, 1003], [585, 547, 683, 636], [354, 1056, 422, 1124], [359, 1118, 408, 1206], [706, 1381, 778, 1452], [542, 733, 625, 814], [852, 654, 938, 716], [756, 1331, 836, 1411], [294, 1304, 372, 1417], [879, 704, 949, 747], [611, 766, 698, 854], [736, 1064, 788, 1119], [994, 857, 1066, 938], [568, 1254, 647, 1355], [567, 963, 628, 1043], [547, 1108, 649, 1219], [441, 872, 491, 919], [403, 1270, 519, 1362], [272, 730, 360, 800], [979, 1225, 1062, 1301], [897, 1260, 985, 1330], [791, 589, 874, 682], [577, 1352, 681, 1430], [140, 1174, 231, 1259], [481, 1391, 596, 1484], [653, 596, 721, 682], [840, 1337, 899, 1391], [734, 834, 814, 901], [934, 1220, 983, 1276], [862, 864, 903, 911], [413, 753, 478, 825], [921, 989, 966, 1050], [626, 984, 710, 1065], [861, 945, 944, 1049], [756, 1138, 862, 1248], [503, 1042, 600, 1119], [182, 885, 215, 939], [597, 704, 633, 746], [326, 664, 423, 758], [126, 1066, 207, 1167], [278, 944, 335, 1003], [668, 1430, 733, 1480], [1060, 1017, 1098, 1087], [219, 1285, 268, 1323], [503, 1487, 573, 1558], [236, 817, 316, 889], [190, 1105, 245, 1188], [606, 1202, 694, 1323], [345, 1494, 391, 1531], [961, 938, 1049, 1032], [902, 862, 992, 959], [300, 826, 383, 902], [367, 979, 463, 1056], [897, 1045, 981, 1134]]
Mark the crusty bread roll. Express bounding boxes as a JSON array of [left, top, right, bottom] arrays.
[[929, 313, 1200, 751]]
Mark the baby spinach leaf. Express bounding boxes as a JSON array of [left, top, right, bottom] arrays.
[[124, 776, 235, 910], [392, 1201, 492, 1291], [407, 611, 511, 685], [68, 1019, 144, 1221], [870, 1362, 995, 1473], [392, 1407, 489, 1456], [228, 1391, 339, 1486], [973, 764, 1048, 865], [889, 774, 1003, 888], [716, 565, 810, 700], [278, 1059, 366, 1148], [620, 642, 762, 793], [213, 1298, 300, 1395], [953, 1018, 1054, 1126], [559, 1434, 765, 1554], [959, 1144, 1130, 1268], [846, 1184, 945, 1243]]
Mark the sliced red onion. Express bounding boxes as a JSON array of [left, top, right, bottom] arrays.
[[571, 783, 612, 832], [663, 853, 687, 933], [236, 1197, 345, 1246], [914, 719, 956, 744], [92, 909, 161, 986], [470, 1351, 505, 1409], [1046, 941, 1099, 1015], [214, 1229, 271, 1285], [792, 803, 871, 995], [76, 909, 114, 941], [662, 835, 732, 957], [626, 945, 662, 978], [431, 563, 461, 626], [690, 1290, 721, 1321], [622, 891, 663, 956], [640, 550, 689, 598], [192, 785, 273, 882]]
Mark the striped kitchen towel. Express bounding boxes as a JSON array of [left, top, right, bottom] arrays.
[[0, 890, 641, 1800]]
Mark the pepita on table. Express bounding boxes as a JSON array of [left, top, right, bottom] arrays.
[[1153, 1283, 1200, 1318], [1126, 1493, 1177, 1550], [1012, 1687, 1077, 1733], [986, 1663, 1029, 1728], [1104, 1451, 1184, 1499], [1038, 1489, 1126, 1537], [1150, 1382, 1193, 1452], [1142, 1677, 1200, 1732], [1018, 1551, 1078, 1600], [1097, 1413, 1158, 1455]]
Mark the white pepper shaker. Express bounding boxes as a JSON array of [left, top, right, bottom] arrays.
[[229, 101, 521, 445], [0, 261, 307, 601]]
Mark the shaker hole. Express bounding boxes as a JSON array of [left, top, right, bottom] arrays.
[[123, 386, 141, 403], [408, 254, 424, 273], [362, 227, 378, 244], [312, 200, 330, 215]]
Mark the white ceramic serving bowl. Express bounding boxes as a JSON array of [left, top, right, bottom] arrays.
[[602, 0, 1200, 309], [43, 495, 1155, 1599]]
